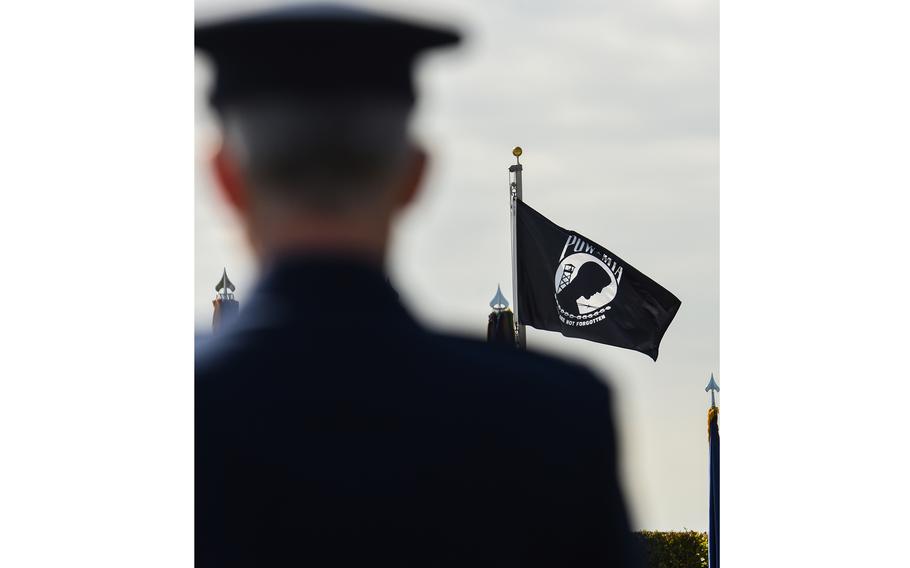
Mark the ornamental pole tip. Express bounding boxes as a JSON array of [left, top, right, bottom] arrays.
[[489, 284, 510, 311], [705, 373, 719, 392], [215, 268, 236, 294], [705, 373, 719, 408]]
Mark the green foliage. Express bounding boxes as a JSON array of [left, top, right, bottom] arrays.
[[635, 530, 708, 568]]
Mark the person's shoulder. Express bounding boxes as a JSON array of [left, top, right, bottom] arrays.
[[424, 332, 613, 410], [195, 328, 266, 388], [428, 331, 595, 372]]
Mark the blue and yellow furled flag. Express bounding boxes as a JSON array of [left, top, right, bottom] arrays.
[[706, 374, 720, 568]]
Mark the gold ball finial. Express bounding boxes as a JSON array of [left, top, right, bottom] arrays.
[[512, 146, 523, 157]]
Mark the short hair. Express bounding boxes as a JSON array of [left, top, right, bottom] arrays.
[[220, 96, 413, 212]]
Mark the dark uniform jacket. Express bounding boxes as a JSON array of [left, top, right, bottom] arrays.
[[196, 256, 640, 567]]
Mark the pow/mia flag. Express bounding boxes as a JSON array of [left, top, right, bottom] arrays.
[[516, 199, 681, 360]]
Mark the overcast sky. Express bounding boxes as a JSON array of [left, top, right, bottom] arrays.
[[195, 0, 718, 531]]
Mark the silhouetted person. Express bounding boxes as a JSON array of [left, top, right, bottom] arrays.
[[195, 5, 640, 567], [557, 262, 612, 316]]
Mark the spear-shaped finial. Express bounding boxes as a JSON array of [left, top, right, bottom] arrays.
[[705, 373, 719, 407], [489, 284, 510, 311], [213, 268, 239, 333], [215, 268, 236, 296]]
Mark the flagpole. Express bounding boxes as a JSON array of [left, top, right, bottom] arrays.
[[509, 147, 527, 350], [706, 374, 720, 568]]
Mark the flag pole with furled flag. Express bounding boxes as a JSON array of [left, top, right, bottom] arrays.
[[706, 373, 720, 568], [486, 285, 515, 346], [212, 268, 239, 334]]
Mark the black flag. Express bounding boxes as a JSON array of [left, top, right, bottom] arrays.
[[516, 199, 681, 360]]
